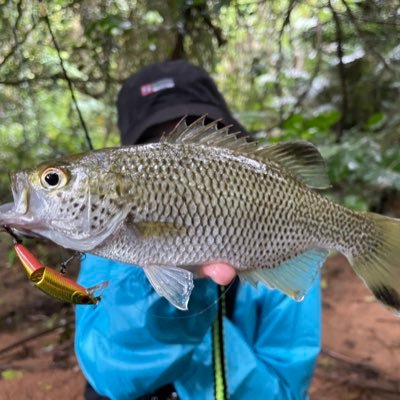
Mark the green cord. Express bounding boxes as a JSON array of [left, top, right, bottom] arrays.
[[212, 285, 228, 400]]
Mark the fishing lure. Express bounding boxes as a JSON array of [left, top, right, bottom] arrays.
[[13, 241, 107, 305]]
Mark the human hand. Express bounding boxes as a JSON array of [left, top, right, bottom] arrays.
[[198, 262, 236, 285]]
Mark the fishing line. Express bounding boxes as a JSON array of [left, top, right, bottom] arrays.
[[130, 279, 236, 320], [2, 226, 22, 244], [37, 0, 94, 151]]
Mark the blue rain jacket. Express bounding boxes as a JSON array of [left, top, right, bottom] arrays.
[[75, 254, 321, 400]]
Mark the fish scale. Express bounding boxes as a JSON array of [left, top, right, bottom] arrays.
[[1, 117, 400, 312]]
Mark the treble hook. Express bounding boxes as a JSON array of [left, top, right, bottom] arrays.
[[59, 251, 84, 274]]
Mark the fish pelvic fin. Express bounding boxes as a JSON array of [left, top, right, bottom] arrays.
[[144, 265, 194, 310], [240, 249, 328, 300], [349, 213, 400, 315], [162, 116, 329, 189]]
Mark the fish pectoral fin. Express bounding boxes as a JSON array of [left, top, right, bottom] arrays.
[[240, 249, 328, 300], [254, 142, 330, 189], [143, 265, 194, 310], [135, 221, 185, 238]]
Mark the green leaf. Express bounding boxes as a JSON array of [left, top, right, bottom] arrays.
[[282, 114, 305, 130], [1, 369, 23, 380], [143, 10, 164, 26], [306, 111, 341, 130], [365, 113, 385, 130], [343, 195, 368, 212]]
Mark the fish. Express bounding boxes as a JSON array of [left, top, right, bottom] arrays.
[[1, 117, 400, 311]]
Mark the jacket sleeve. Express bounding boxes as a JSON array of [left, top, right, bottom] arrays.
[[175, 280, 321, 400], [74, 254, 218, 400]]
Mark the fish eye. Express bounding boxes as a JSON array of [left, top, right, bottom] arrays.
[[40, 167, 68, 190]]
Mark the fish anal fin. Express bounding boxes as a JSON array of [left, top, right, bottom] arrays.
[[240, 249, 328, 300], [144, 265, 194, 310]]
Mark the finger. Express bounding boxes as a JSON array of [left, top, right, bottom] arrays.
[[199, 263, 236, 285]]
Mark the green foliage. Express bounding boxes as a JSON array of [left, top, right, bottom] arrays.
[[321, 128, 400, 210], [281, 111, 341, 141], [276, 110, 400, 210]]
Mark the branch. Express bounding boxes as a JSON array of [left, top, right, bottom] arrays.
[[14, 0, 24, 35], [0, 73, 121, 102], [56, 0, 84, 13], [274, 0, 298, 125], [286, 18, 323, 119], [328, 0, 348, 143], [0, 5, 40, 69], [170, 4, 191, 60], [340, 0, 393, 73], [170, 1, 226, 61], [200, 10, 227, 47], [0, 323, 67, 357], [170, 30, 185, 60], [319, 347, 400, 394], [38, 0, 93, 150], [336, 14, 400, 27], [0, 74, 123, 86]]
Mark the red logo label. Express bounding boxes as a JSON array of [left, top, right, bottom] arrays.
[[140, 78, 175, 97], [140, 84, 153, 96]]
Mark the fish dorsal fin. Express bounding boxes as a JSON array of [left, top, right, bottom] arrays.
[[240, 248, 328, 300], [163, 116, 330, 189], [161, 117, 190, 143], [253, 142, 330, 189], [161, 116, 256, 153]]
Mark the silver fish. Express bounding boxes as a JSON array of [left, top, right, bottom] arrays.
[[1, 117, 400, 311]]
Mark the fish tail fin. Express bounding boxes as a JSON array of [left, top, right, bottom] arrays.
[[349, 212, 400, 314]]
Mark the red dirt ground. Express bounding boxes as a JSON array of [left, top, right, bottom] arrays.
[[0, 237, 399, 399]]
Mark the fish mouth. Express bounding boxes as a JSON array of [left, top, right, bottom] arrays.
[[0, 173, 39, 230], [0, 199, 35, 227]]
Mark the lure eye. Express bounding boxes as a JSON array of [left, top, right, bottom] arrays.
[[40, 168, 68, 190]]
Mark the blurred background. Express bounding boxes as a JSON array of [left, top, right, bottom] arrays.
[[0, 1, 399, 399]]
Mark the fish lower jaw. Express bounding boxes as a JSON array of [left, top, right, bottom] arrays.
[[0, 213, 39, 230]]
